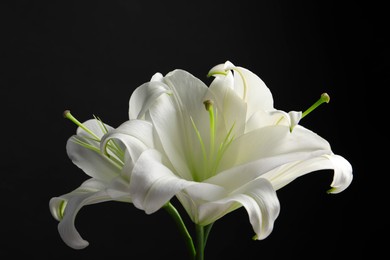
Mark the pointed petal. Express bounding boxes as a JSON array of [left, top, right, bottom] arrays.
[[129, 76, 171, 120], [130, 149, 195, 214], [208, 63, 229, 78], [197, 178, 279, 240], [260, 154, 353, 193], [149, 70, 210, 180], [220, 125, 331, 172], [206, 72, 247, 137], [326, 154, 353, 193], [224, 61, 274, 119], [49, 179, 111, 249]]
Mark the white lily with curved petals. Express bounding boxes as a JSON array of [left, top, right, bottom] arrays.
[[105, 61, 352, 241], [51, 61, 353, 252]]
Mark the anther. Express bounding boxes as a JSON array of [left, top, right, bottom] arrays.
[[63, 110, 100, 141], [203, 100, 214, 111], [63, 110, 71, 118]]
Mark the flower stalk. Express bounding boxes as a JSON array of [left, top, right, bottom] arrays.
[[195, 225, 205, 260], [164, 202, 196, 259]]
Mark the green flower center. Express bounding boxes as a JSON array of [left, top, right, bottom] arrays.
[[190, 101, 235, 182]]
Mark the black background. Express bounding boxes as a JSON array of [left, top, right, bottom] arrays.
[[1, 0, 382, 259]]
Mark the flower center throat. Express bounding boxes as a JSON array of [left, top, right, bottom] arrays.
[[190, 100, 235, 182]]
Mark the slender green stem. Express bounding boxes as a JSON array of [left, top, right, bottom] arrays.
[[195, 223, 214, 260], [195, 225, 205, 260], [164, 202, 196, 259]]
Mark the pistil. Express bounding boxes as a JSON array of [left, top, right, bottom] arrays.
[[203, 100, 216, 163], [302, 93, 330, 119]]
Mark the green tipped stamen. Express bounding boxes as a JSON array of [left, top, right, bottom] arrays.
[[190, 117, 208, 167], [302, 93, 330, 119], [64, 110, 125, 168], [190, 101, 235, 181], [63, 110, 100, 141]]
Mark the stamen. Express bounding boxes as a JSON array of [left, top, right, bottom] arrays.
[[203, 100, 216, 161], [94, 115, 125, 160], [301, 93, 330, 119], [63, 110, 100, 141]]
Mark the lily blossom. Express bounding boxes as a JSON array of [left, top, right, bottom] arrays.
[[50, 61, 352, 251], [102, 61, 352, 240]]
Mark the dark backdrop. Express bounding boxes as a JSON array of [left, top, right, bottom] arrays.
[[2, 0, 381, 259]]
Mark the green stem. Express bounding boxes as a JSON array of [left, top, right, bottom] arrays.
[[195, 225, 205, 260], [195, 223, 214, 260], [164, 202, 196, 259]]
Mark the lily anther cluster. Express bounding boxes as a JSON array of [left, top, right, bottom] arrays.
[[50, 61, 353, 256]]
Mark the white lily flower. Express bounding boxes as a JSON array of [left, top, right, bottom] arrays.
[[101, 61, 353, 242], [49, 112, 153, 249], [51, 62, 352, 255]]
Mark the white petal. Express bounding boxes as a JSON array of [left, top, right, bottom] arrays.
[[246, 110, 302, 132], [176, 184, 227, 223], [76, 119, 114, 139], [245, 109, 281, 132], [106, 176, 132, 202], [129, 79, 171, 120], [150, 72, 164, 82], [224, 61, 274, 120], [197, 178, 279, 240], [220, 125, 331, 172], [208, 63, 229, 77], [326, 154, 353, 193], [100, 120, 153, 167], [163, 69, 209, 129], [66, 136, 120, 181], [49, 179, 111, 249], [149, 70, 210, 180], [261, 154, 353, 193], [206, 72, 247, 137], [148, 93, 192, 179], [113, 120, 154, 148], [288, 111, 303, 129], [130, 149, 195, 214]]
